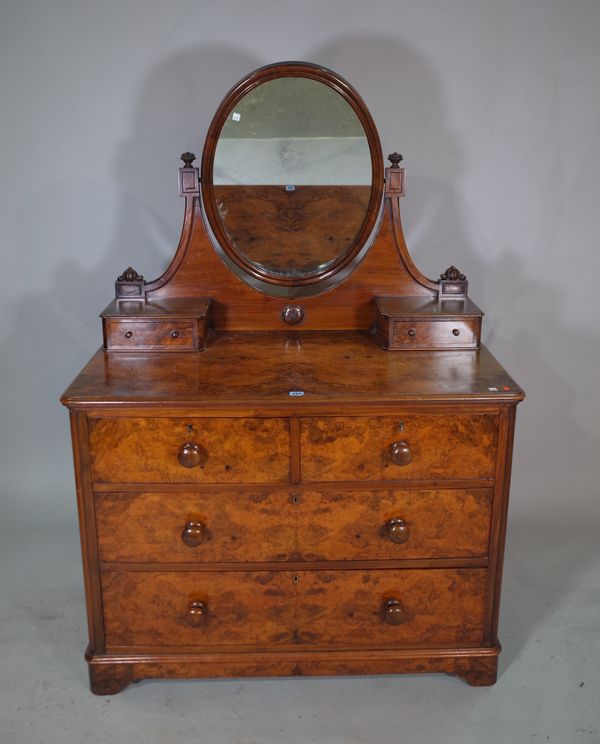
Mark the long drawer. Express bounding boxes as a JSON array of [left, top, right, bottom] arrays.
[[101, 568, 487, 649], [300, 414, 499, 482], [89, 417, 290, 484], [95, 488, 493, 563]]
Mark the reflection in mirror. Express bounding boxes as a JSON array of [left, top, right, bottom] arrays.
[[212, 77, 372, 278]]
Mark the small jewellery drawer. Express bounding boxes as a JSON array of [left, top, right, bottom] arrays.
[[102, 571, 295, 648], [95, 488, 493, 564], [391, 319, 479, 349], [300, 414, 498, 482], [104, 319, 197, 351], [88, 417, 290, 484], [101, 568, 486, 649], [95, 491, 296, 563]]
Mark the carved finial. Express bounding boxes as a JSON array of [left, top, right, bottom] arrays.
[[440, 265, 466, 281], [180, 151, 196, 167], [117, 267, 144, 283], [388, 152, 404, 168]]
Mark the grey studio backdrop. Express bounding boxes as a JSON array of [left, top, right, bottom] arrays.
[[0, 1, 599, 742]]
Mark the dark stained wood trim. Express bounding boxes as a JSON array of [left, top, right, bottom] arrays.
[[92, 478, 495, 493], [483, 406, 514, 644], [488, 405, 518, 642], [76, 400, 523, 417], [99, 557, 489, 573], [86, 644, 500, 693], [70, 412, 106, 653], [144, 192, 197, 294]]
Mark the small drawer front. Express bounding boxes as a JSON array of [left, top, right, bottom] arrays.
[[295, 568, 487, 647], [391, 319, 478, 349], [96, 491, 296, 563], [89, 417, 290, 484], [297, 488, 492, 561], [102, 571, 295, 648], [300, 415, 498, 482], [105, 319, 195, 351]]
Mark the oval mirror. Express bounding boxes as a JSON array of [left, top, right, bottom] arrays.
[[201, 62, 384, 296]]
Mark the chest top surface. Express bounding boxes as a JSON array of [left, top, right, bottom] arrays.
[[62, 332, 522, 409]]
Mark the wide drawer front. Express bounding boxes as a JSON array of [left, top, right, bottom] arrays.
[[102, 569, 486, 649], [89, 418, 290, 484], [300, 414, 499, 482], [95, 488, 492, 563]]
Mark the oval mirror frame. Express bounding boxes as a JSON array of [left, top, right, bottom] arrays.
[[201, 62, 384, 295]]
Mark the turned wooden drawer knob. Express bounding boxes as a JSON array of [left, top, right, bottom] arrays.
[[381, 599, 407, 626], [383, 518, 410, 544], [124, 330, 133, 339], [407, 328, 416, 337], [177, 442, 207, 468], [389, 440, 412, 466], [171, 330, 180, 339], [181, 521, 206, 547], [184, 600, 208, 628]]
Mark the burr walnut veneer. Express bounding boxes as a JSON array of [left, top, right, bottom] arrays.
[[62, 62, 523, 694]]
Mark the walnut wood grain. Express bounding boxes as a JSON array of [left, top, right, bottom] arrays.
[[300, 414, 499, 482], [88, 417, 290, 484], [296, 488, 492, 561], [101, 568, 486, 649], [294, 569, 486, 647], [102, 571, 294, 648], [95, 487, 492, 564], [61, 335, 524, 408], [95, 491, 296, 563]]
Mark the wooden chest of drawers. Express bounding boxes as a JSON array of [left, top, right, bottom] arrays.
[[62, 61, 524, 694], [62, 334, 523, 693]]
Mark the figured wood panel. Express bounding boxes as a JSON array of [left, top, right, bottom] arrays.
[[102, 571, 294, 647], [295, 568, 487, 647], [95, 491, 296, 563], [300, 415, 499, 482], [298, 488, 492, 561], [89, 417, 290, 484], [102, 568, 486, 649], [95, 487, 492, 564], [62, 336, 524, 408]]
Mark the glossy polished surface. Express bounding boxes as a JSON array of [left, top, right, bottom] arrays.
[[201, 62, 384, 293], [62, 332, 524, 407]]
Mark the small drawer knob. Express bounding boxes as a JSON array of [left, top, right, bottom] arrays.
[[381, 599, 407, 626], [389, 440, 412, 466], [184, 600, 208, 628], [177, 442, 207, 468], [171, 330, 180, 339], [181, 521, 206, 547], [124, 330, 133, 339], [383, 518, 410, 544], [407, 328, 416, 337], [452, 328, 460, 336]]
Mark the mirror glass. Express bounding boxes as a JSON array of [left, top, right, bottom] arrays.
[[212, 76, 372, 278]]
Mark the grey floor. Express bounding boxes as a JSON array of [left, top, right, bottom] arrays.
[[1, 511, 598, 744]]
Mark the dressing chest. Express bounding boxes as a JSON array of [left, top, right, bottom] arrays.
[[62, 62, 524, 694]]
